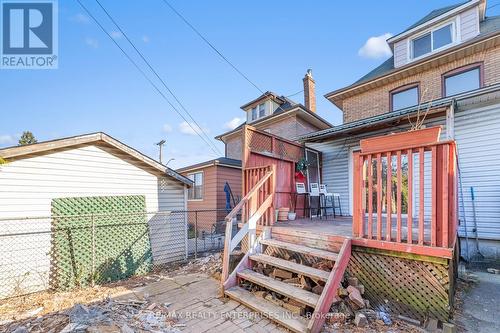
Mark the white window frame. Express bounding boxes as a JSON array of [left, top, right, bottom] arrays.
[[258, 103, 266, 118], [250, 107, 257, 121], [409, 20, 457, 61], [187, 171, 204, 201]]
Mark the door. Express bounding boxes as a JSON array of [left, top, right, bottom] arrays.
[[306, 149, 320, 190]]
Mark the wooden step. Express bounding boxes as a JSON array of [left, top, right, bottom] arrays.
[[225, 286, 308, 333], [260, 238, 339, 261], [237, 269, 319, 307], [249, 253, 330, 282]]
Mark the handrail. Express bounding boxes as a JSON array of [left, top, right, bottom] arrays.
[[221, 165, 276, 289], [225, 169, 273, 222]]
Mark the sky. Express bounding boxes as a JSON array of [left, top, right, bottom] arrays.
[[1, 0, 499, 169]]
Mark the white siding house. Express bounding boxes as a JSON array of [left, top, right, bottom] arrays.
[[0, 133, 191, 298]]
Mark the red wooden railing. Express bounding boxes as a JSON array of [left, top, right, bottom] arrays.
[[353, 140, 457, 255], [242, 166, 276, 226], [221, 165, 276, 288]]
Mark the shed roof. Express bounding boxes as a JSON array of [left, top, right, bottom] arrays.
[[176, 157, 241, 173], [0, 132, 192, 186]]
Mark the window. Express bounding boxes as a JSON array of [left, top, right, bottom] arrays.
[[258, 103, 266, 117], [188, 172, 203, 200], [444, 65, 481, 97], [391, 85, 419, 111], [411, 23, 454, 59], [251, 107, 257, 121]]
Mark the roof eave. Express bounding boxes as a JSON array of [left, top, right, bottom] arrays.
[[325, 31, 500, 104], [387, 0, 481, 44]]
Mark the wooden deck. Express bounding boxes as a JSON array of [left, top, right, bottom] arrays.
[[271, 216, 353, 237]]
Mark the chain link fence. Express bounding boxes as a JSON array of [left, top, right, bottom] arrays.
[[0, 209, 227, 300]]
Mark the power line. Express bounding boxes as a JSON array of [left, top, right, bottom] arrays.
[[285, 89, 304, 98], [93, 0, 222, 156], [160, 0, 305, 123], [75, 0, 221, 157], [160, 0, 265, 94]]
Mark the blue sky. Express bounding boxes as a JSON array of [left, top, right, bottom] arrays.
[[1, 0, 499, 168]]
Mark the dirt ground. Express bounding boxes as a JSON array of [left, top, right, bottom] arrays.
[[1, 255, 497, 333]]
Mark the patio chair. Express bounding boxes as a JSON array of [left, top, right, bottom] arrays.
[[294, 182, 309, 217], [320, 184, 343, 218], [319, 184, 335, 218], [309, 183, 322, 218]]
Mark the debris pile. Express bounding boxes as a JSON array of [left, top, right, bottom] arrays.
[[2, 299, 182, 333], [244, 257, 395, 329], [164, 253, 222, 280]]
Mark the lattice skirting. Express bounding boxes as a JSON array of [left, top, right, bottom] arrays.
[[347, 248, 453, 322]]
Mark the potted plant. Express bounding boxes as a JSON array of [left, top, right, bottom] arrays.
[[287, 198, 297, 221], [277, 207, 290, 221]]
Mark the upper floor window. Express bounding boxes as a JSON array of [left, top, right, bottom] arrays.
[[258, 103, 266, 117], [391, 84, 419, 111], [251, 107, 257, 121], [188, 172, 203, 200], [411, 22, 454, 59], [443, 64, 482, 97]]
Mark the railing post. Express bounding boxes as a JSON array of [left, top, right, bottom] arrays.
[[194, 211, 198, 259], [91, 213, 96, 286], [221, 216, 234, 289], [352, 152, 360, 237]]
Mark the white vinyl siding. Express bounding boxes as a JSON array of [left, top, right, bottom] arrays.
[[455, 103, 500, 241], [394, 39, 409, 68], [0, 144, 187, 297], [459, 6, 480, 41]]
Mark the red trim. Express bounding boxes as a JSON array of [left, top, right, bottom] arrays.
[[389, 82, 420, 112], [441, 62, 484, 97], [352, 238, 453, 259]]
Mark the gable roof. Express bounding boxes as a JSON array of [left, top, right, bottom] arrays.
[[0, 132, 192, 186], [401, 2, 468, 35], [216, 96, 332, 140], [176, 157, 241, 173]]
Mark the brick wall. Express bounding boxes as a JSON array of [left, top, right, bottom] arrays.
[[343, 44, 500, 123]]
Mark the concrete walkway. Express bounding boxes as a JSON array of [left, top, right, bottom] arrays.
[[114, 273, 286, 333], [456, 270, 500, 333]]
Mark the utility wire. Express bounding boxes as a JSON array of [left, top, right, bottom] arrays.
[[161, 0, 311, 126], [160, 0, 265, 94], [75, 0, 221, 157], [93, 0, 222, 156]]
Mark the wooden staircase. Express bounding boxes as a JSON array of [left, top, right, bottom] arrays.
[[221, 165, 352, 333], [223, 236, 351, 333]]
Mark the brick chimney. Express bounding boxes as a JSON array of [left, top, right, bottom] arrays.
[[303, 69, 316, 113]]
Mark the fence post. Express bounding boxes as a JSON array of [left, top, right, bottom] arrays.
[[194, 211, 198, 259], [91, 213, 96, 286]]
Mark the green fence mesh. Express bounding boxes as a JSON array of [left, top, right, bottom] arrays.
[[49, 195, 152, 290]]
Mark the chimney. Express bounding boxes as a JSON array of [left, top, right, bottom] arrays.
[[303, 69, 316, 113]]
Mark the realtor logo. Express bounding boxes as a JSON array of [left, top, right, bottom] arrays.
[[1, 0, 58, 69]]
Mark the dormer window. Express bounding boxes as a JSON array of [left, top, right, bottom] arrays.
[[411, 22, 454, 59], [258, 103, 266, 117], [251, 107, 257, 121]]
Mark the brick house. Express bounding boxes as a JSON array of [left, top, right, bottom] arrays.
[[178, 70, 332, 224], [302, 0, 500, 259]]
